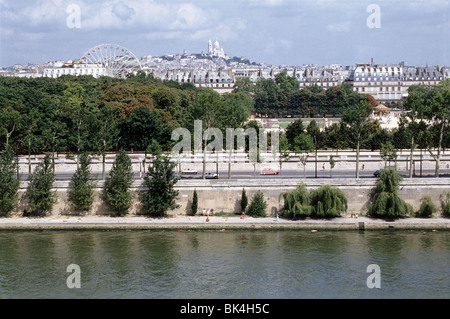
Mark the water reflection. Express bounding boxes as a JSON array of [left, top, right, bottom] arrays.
[[0, 230, 448, 299]]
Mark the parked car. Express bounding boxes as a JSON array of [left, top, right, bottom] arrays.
[[182, 168, 197, 175], [205, 172, 219, 179], [261, 168, 279, 175], [373, 170, 381, 178]]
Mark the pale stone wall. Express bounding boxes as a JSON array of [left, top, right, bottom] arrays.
[[11, 179, 450, 217]]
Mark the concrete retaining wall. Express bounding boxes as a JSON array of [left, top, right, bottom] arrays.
[[10, 178, 450, 217]]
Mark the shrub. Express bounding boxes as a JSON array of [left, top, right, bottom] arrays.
[[0, 145, 20, 216], [247, 191, 267, 217], [368, 168, 413, 218], [69, 153, 96, 212], [416, 196, 436, 218], [25, 153, 56, 216], [309, 185, 347, 218], [240, 188, 248, 213], [103, 149, 134, 217], [281, 183, 311, 218], [191, 189, 198, 216], [442, 192, 450, 218]]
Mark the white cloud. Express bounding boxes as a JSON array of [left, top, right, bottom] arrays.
[[326, 21, 351, 32], [189, 18, 247, 42], [249, 0, 284, 6]]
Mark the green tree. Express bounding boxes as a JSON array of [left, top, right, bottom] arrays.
[[25, 153, 56, 216], [442, 192, 450, 217], [279, 134, 290, 177], [222, 91, 254, 128], [96, 105, 120, 179], [189, 89, 225, 179], [285, 119, 304, 147], [0, 107, 21, 146], [309, 185, 347, 218], [143, 139, 163, 174], [341, 100, 372, 178], [293, 134, 314, 154], [247, 191, 267, 217], [69, 152, 96, 212], [400, 88, 428, 178], [240, 188, 248, 213], [191, 189, 198, 216], [233, 77, 254, 94], [329, 155, 336, 178], [281, 183, 310, 218], [141, 155, 179, 217], [425, 80, 450, 177], [416, 196, 436, 218], [0, 144, 20, 216], [103, 149, 134, 216], [380, 141, 397, 168], [120, 106, 171, 151], [368, 168, 413, 218]]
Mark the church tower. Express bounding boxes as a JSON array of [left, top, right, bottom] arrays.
[[208, 40, 213, 55]]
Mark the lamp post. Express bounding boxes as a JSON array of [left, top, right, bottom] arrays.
[[314, 135, 317, 179]]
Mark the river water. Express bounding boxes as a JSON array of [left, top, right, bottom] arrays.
[[0, 230, 448, 299]]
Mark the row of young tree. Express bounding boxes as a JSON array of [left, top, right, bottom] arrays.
[[2, 143, 449, 218], [0, 148, 179, 217]]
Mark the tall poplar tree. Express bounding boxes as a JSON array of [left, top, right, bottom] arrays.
[[0, 144, 20, 216]]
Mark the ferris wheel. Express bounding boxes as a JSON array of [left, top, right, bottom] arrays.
[[80, 44, 142, 78]]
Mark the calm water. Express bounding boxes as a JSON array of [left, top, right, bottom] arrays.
[[0, 230, 449, 299]]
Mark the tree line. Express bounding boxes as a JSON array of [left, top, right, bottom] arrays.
[[0, 72, 253, 158], [0, 73, 449, 180], [233, 71, 372, 117], [280, 79, 450, 178]]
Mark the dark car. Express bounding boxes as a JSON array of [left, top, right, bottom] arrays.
[[373, 170, 381, 178]]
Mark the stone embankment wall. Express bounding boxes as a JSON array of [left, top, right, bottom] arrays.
[[11, 179, 450, 217]]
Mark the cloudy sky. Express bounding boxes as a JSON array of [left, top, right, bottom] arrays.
[[0, 0, 448, 67]]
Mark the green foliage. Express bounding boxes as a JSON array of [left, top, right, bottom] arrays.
[[0, 144, 20, 216], [368, 168, 413, 218], [140, 155, 179, 217], [309, 185, 347, 218], [103, 149, 134, 216], [380, 141, 397, 167], [119, 106, 172, 151], [293, 134, 315, 153], [442, 192, 450, 218], [69, 153, 96, 212], [281, 184, 347, 218], [25, 153, 56, 216], [191, 189, 198, 216], [416, 196, 436, 218], [285, 119, 304, 146], [247, 191, 267, 217], [240, 188, 248, 213], [281, 184, 311, 218]]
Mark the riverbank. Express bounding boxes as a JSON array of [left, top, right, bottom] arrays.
[[0, 215, 449, 231]]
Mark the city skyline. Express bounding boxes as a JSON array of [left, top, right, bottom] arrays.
[[1, 0, 449, 68]]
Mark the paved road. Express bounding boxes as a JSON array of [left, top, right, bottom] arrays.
[[17, 168, 443, 181]]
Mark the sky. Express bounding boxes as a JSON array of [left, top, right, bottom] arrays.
[[0, 0, 449, 67]]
